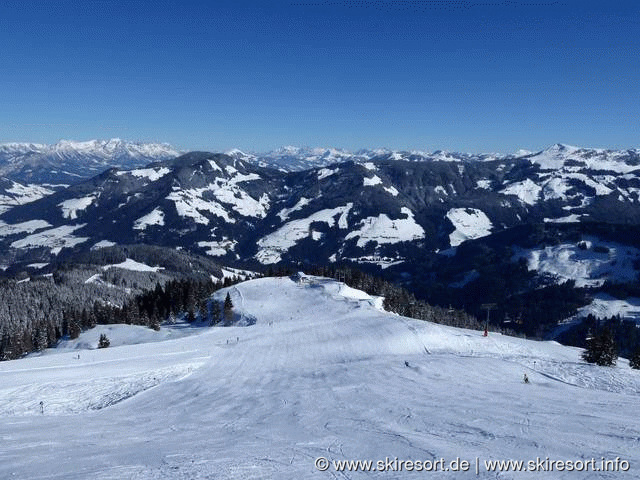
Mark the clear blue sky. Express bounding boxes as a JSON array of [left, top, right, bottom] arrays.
[[0, 0, 638, 152]]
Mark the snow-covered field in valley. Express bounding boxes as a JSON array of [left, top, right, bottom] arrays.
[[1, 276, 639, 479]]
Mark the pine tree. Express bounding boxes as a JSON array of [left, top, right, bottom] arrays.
[[98, 333, 110, 349], [210, 301, 221, 326], [35, 326, 49, 351], [582, 328, 617, 366], [199, 302, 208, 324], [630, 347, 640, 370], [223, 293, 233, 326], [69, 319, 81, 340]]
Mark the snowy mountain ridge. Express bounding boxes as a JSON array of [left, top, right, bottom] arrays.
[[3, 139, 637, 184], [227, 143, 640, 172], [2, 145, 640, 271], [0, 138, 179, 159], [0, 139, 180, 184]]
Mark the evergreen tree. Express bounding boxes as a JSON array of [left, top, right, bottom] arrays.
[[223, 293, 234, 326], [199, 302, 208, 324], [210, 301, 221, 326], [98, 333, 110, 349], [582, 328, 617, 366], [35, 326, 49, 351], [69, 320, 81, 340], [630, 347, 640, 370]]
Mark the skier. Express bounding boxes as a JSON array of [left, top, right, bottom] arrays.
[[404, 361, 410, 367], [523, 373, 529, 384]]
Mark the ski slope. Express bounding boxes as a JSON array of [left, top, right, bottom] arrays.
[[1, 276, 639, 479]]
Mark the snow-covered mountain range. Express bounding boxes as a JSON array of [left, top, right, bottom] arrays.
[[227, 143, 640, 172], [1, 275, 638, 478], [1, 143, 640, 267], [1, 142, 640, 331], [0, 139, 180, 184], [226, 145, 508, 171]]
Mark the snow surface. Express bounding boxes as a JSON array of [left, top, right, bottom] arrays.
[[1, 276, 640, 479], [573, 293, 640, 323], [116, 167, 171, 181], [317, 167, 337, 180], [167, 187, 234, 225], [91, 240, 117, 249], [446, 208, 493, 247], [500, 179, 542, 206], [197, 238, 237, 256], [134, 208, 165, 230], [362, 162, 377, 171], [256, 204, 353, 264], [10, 224, 88, 254], [345, 255, 405, 269], [102, 258, 163, 272], [475, 179, 492, 190], [363, 174, 383, 186], [345, 207, 425, 248], [220, 267, 257, 281], [383, 185, 399, 196], [530, 144, 640, 173], [514, 239, 640, 287], [0, 219, 52, 237], [0, 181, 53, 214], [544, 214, 583, 223], [166, 178, 268, 225], [58, 195, 97, 219], [277, 197, 311, 221], [26, 262, 48, 269]]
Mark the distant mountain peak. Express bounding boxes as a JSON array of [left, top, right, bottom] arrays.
[[0, 139, 180, 184]]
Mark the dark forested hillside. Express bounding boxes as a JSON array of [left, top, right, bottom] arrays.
[[0, 244, 228, 360]]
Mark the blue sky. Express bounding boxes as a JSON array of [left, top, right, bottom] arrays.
[[0, 0, 638, 152]]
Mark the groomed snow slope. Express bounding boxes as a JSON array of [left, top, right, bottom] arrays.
[[1, 276, 639, 479]]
